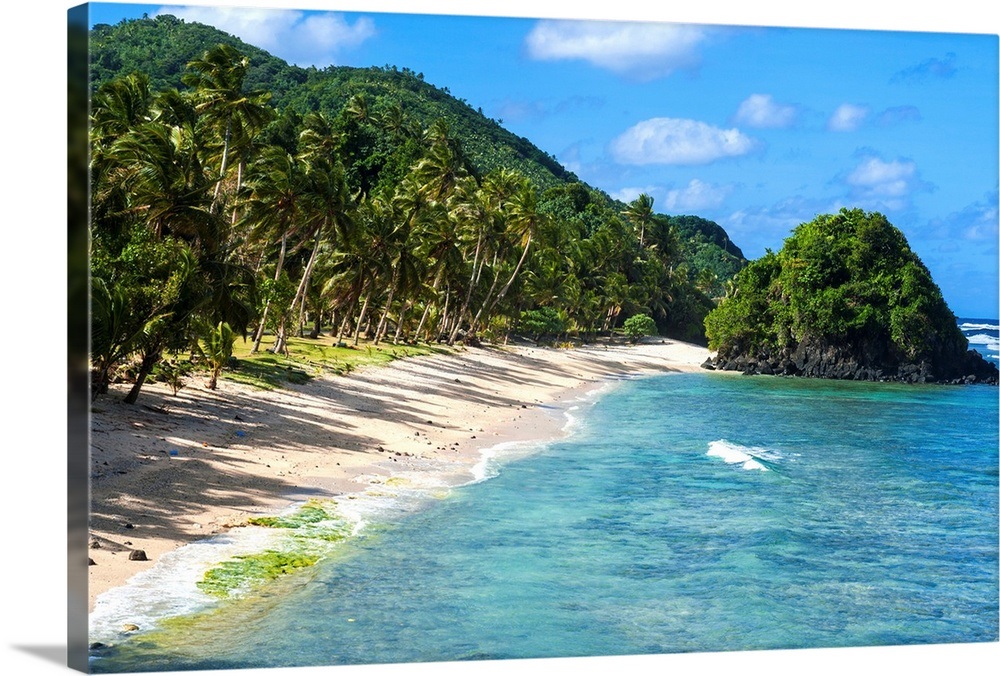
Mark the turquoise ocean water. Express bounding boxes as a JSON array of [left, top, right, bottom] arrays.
[[91, 347, 999, 672]]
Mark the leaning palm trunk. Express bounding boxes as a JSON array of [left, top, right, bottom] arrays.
[[289, 228, 323, 336], [251, 232, 288, 353], [230, 160, 246, 226], [413, 267, 445, 343], [211, 117, 233, 212], [393, 302, 411, 343], [353, 293, 372, 345], [123, 341, 163, 405], [372, 286, 395, 345], [468, 264, 502, 338], [335, 281, 366, 344], [271, 317, 289, 355], [373, 266, 401, 345], [484, 232, 532, 321], [447, 232, 484, 346], [434, 285, 452, 342], [335, 305, 353, 344]]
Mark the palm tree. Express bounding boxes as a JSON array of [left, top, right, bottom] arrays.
[[696, 268, 719, 296], [91, 75, 258, 403], [461, 170, 524, 340], [281, 156, 354, 349], [241, 146, 314, 352], [413, 121, 469, 201], [623, 193, 655, 249], [344, 93, 370, 124], [199, 321, 237, 390], [411, 200, 463, 342], [91, 72, 153, 146], [482, 178, 545, 324], [182, 44, 274, 213], [107, 118, 216, 244], [445, 180, 498, 345], [120, 247, 206, 405]]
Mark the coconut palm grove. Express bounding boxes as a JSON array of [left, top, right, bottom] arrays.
[[89, 15, 747, 402]]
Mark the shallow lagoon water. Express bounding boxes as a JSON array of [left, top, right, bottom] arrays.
[[92, 371, 999, 672]]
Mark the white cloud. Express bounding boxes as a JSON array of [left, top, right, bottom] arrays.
[[733, 94, 798, 129], [154, 6, 376, 67], [844, 156, 923, 211], [493, 99, 547, 123], [610, 117, 757, 165], [525, 20, 708, 80], [847, 157, 917, 197], [664, 179, 733, 211], [723, 196, 846, 257], [927, 191, 999, 242], [828, 103, 870, 131], [611, 186, 657, 203]]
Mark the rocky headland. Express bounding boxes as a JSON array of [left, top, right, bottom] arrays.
[[702, 209, 999, 385]]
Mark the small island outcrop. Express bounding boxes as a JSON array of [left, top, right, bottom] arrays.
[[701, 209, 998, 385]]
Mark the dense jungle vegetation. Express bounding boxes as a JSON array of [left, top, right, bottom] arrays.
[[89, 15, 747, 402]]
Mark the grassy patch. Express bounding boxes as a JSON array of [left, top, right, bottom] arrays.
[[156, 334, 456, 391], [220, 335, 454, 390]]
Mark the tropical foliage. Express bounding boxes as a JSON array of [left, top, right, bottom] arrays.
[[89, 19, 747, 403], [704, 209, 970, 366]]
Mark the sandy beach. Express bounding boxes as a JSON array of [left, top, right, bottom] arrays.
[[87, 339, 709, 613]]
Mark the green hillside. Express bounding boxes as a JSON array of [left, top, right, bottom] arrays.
[[87, 14, 748, 402], [90, 14, 577, 191]]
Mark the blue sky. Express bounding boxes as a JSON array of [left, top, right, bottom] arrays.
[[84, 1, 999, 317]]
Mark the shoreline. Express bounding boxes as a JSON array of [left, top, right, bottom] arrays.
[[87, 339, 709, 618]]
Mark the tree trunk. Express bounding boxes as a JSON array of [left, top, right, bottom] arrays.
[[309, 311, 322, 339], [271, 318, 289, 356], [414, 268, 444, 343], [435, 285, 451, 342], [448, 232, 484, 346], [207, 365, 222, 390], [289, 227, 324, 337], [373, 267, 400, 345], [230, 159, 245, 226], [212, 117, 233, 212], [251, 232, 288, 353], [123, 345, 161, 405], [468, 265, 502, 338], [336, 302, 353, 344], [353, 293, 372, 345], [393, 302, 411, 344], [485, 232, 532, 321]]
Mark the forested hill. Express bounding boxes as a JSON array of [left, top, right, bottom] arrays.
[[89, 16, 746, 254], [90, 14, 576, 191], [88, 14, 750, 402]]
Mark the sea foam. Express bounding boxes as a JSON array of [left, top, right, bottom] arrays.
[[960, 322, 1000, 332], [706, 440, 781, 471], [966, 333, 1000, 353], [88, 525, 284, 644]]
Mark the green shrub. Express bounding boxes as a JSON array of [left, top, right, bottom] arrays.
[[623, 314, 657, 342], [519, 307, 567, 341]]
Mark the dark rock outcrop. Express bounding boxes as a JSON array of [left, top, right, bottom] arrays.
[[703, 335, 998, 385]]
